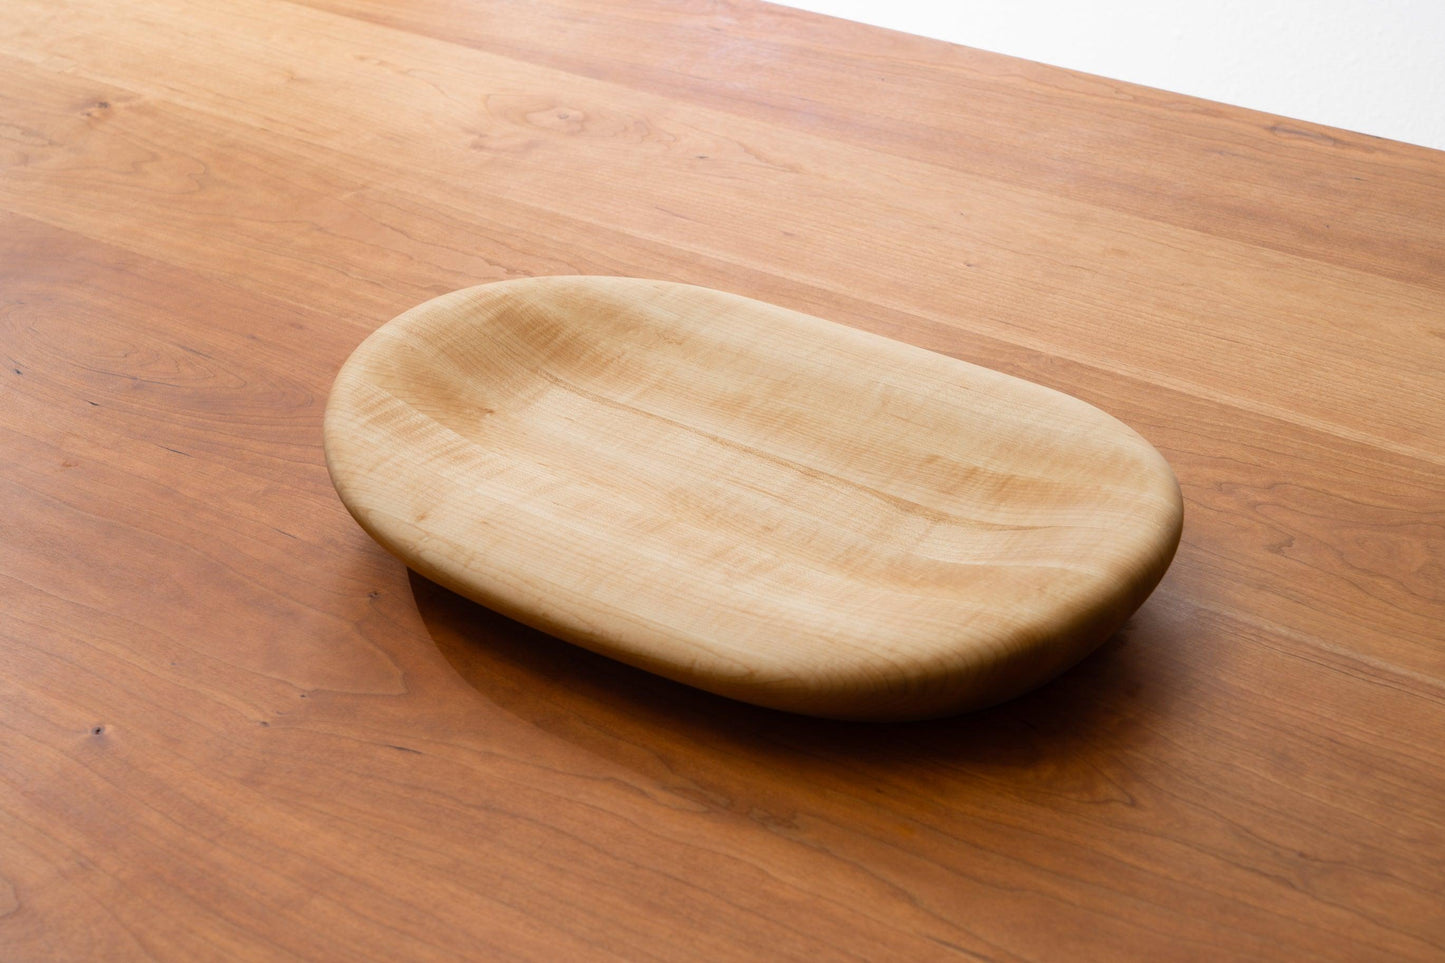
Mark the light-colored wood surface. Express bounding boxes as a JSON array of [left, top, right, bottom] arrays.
[[2, 0, 1442, 958], [324, 276, 1183, 719]]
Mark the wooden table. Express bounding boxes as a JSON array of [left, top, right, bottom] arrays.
[[3, 1, 1442, 959]]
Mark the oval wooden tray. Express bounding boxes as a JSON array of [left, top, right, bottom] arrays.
[[324, 277, 1182, 720]]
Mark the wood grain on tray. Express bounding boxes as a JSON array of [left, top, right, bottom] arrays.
[[324, 277, 1182, 719]]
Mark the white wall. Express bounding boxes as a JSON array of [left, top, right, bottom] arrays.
[[783, 0, 1445, 151]]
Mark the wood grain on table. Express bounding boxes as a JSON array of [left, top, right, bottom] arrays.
[[2, 0, 1442, 959]]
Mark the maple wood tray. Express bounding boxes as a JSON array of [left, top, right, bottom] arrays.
[[323, 277, 1182, 719]]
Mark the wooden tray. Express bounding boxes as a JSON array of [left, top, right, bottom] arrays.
[[324, 277, 1182, 719]]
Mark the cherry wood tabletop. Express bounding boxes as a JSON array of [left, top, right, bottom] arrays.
[[2, 0, 1442, 959]]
